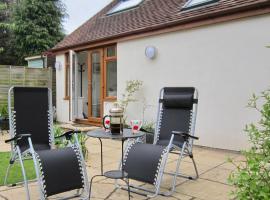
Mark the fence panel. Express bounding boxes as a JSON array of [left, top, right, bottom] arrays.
[[0, 66, 10, 106], [0, 65, 55, 108]]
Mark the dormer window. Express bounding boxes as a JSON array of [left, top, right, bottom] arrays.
[[107, 0, 144, 15], [182, 0, 219, 10]]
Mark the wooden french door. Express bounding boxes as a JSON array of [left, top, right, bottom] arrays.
[[88, 49, 104, 124], [70, 50, 78, 121]]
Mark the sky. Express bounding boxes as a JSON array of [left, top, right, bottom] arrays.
[[63, 0, 113, 34]]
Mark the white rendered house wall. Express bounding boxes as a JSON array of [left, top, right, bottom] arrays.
[[55, 55, 70, 123], [117, 14, 270, 151]]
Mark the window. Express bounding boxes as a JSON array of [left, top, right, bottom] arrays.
[[104, 46, 117, 100], [64, 53, 70, 99], [106, 60, 117, 97], [182, 0, 219, 10], [107, 46, 116, 57], [107, 0, 144, 15]]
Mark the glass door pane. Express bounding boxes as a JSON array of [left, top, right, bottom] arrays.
[[91, 52, 101, 118], [70, 50, 78, 121], [106, 60, 117, 97]]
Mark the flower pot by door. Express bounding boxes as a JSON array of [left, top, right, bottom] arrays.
[[0, 118, 9, 131]]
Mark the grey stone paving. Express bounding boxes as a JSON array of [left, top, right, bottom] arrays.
[[0, 132, 243, 200]]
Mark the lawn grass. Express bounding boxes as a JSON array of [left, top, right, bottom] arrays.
[[0, 152, 36, 186]]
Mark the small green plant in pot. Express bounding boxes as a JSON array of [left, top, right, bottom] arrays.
[[141, 121, 155, 144], [0, 104, 8, 119], [0, 104, 9, 130], [228, 89, 270, 199]]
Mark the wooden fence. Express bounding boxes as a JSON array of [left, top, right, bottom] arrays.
[[0, 65, 56, 107]]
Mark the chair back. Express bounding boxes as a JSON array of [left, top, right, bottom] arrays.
[[10, 87, 52, 150], [155, 87, 198, 145]]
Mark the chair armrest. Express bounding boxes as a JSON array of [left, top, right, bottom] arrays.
[[172, 131, 199, 140], [5, 134, 31, 144], [55, 130, 81, 140], [140, 128, 154, 134]]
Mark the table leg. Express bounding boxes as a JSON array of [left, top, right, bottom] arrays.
[[122, 139, 131, 200], [89, 174, 103, 200], [121, 139, 124, 167], [98, 138, 103, 175], [127, 178, 131, 200]]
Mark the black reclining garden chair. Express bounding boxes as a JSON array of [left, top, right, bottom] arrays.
[[118, 87, 199, 198], [4, 87, 89, 200]]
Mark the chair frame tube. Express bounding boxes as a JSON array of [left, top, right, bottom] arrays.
[[4, 87, 89, 200], [118, 87, 199, 198], [154, 88, 199, 179], [29, 134, 90, 200], [116, 134, 175, 198], [6, 87, 54, 151]]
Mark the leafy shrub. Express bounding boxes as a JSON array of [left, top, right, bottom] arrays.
[[53, 125, 64, 147], [141, 121, 155, 133], [228, 89, 270, 199], [141, 121, 155, 144], [53, 125, 88, 159], [0, 104, 8, 119]]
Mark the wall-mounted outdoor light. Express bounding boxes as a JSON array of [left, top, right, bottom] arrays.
[[145, 46, 157, 59], [55, 61, 62, 70]]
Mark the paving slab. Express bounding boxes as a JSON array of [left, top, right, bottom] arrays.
[[200, 166, 232, 185], [0, 133, 11, 152], [0, 137, 240, 200], [218, 155, 245, 170], [176, 178, 233, 200], [59, 123, 99, 132], [0, 183, 39, 200], [190, 149, 238, 168]]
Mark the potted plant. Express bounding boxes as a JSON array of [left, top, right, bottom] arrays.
[[53, 125, 88, 159], [0, 104, 9, 131], [141, 121, 155, 144]]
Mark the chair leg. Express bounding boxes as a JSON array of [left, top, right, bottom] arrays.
[[166, 156, 199, 180], [190, 154, 199, 179], [32, 153, 46, 200], [124, 178, 131, 200], [4, 163, 12, 185], [17, 148, 31, 200], [165, 144, 186, 196], [122, 182, 158, 198], [4, 152, 17, 185]]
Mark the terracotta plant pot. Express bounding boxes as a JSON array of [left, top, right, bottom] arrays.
[[145, 132, 154, 144]]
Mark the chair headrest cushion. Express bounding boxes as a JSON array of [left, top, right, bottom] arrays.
[[163, 94, 194, 109]]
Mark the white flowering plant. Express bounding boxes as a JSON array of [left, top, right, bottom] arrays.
[[228, 89, 270, 199], [118, 80, 143, 124]]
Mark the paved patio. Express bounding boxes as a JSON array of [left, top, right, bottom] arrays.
[[0, 132, 243, 200]]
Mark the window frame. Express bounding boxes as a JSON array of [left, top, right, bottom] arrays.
[[64, 53, 70, 100], [182, 0, 219, 11], [107, 0, 144, 15], [103, 45, 117, 101]]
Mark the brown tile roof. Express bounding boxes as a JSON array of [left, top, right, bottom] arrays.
[[52, 0, 270, 51]]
